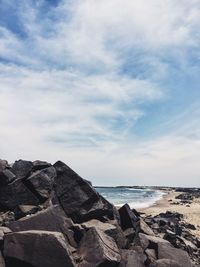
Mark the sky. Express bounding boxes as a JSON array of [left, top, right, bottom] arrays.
[[0, 0, 200, 187]]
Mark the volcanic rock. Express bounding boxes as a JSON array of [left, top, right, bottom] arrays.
[[78, 227, 121, 266], [0, 179, 39, 211], [4, 230, 76, 267], [53, 161, 119, 223]]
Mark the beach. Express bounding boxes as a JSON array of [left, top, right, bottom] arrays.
[[140, 190, 200, 238]]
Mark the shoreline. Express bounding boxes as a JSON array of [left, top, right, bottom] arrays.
[[139, 189, 200, 238]]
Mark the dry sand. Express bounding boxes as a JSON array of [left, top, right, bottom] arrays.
[[139, 190, 200, 238]]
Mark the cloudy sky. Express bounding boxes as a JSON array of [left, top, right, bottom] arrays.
[[0, 0, 200, 186]]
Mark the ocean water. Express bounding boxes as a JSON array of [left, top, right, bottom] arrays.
[[96, 187, 165, 209]]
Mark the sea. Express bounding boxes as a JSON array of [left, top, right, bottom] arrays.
[[96, 187, 165, 209]]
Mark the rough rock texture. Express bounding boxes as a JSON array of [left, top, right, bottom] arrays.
[[0, 158, 196, 267], [54, 161, 119, 223], [4, 230, 76, 267], [77, 227, 121, 266]]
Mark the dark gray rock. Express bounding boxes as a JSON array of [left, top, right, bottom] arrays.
[[54, 161, 119, 223], [4, 230, 76, 267], [78, 227, 121, 267], [0, 170, 16, 186], [0, 251, 5, 267], [119, 249, 145, 267], [26, 167, 56, 200], [32, 160, 52, 171], [7, 205, 76, 247], [119, 204, 139, 231], [11, 160, 33, 180], [157, 242, 192, 267], [149, 259, 181, 267], [81, 219, 126, 249], [0, 179, 39, 210]]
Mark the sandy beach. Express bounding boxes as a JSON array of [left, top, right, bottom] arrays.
[[140, 190, 200, 238]]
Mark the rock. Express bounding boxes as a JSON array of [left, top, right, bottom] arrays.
[[81, 219, 126, 249], [0, 170, 16, 186], [4, 230, 76, 267], [0, 160, 8, 171], [0, 227, 11, 234], [148, 259, 181, 267], [0, 251, 5, 267], [119, 249, 145, 267], [119, 204, 139, 231], [11, 160, 33, 180], [7, 205, 76, 247], [26, 167, 56, 200], [15, 205, 39, 218], [145, 248, 157, 262], [0, 179, 39, 211], [138, 233, 169, 250], [124, 228, 135, 244], [78, 227, 121, 266], [54, 161, 119, 223], [157, 242, 192, 267], [32, 160, 52, 171], [139, 218, 154, 236]]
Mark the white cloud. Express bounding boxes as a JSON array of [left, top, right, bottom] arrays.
[[0, 0, 200, 186]]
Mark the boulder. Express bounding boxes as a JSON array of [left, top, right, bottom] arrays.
[[0, 179, 39, 210], [32, 160, 52, 171], [157, 242, 192, 267], [119, 249, 145, 267], [0, 251, 5, 267], [78, 227, 121, 266], [7, 205, 76, 247], [118, 204, 139, 231], [11, 160, 33, 180], [0, 160, 8, 171], [4, 230, 76, 267], [81, 219, 126, 248], [54, 161, 119, 223], [138, 233, 170, 250], [26, 167, 56, 200], [139, 218, 154, 236], [148, 259, 181, 267], [0, 170, 16, 186]]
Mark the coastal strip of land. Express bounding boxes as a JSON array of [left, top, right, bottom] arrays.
[[140, 189, 200, 238]]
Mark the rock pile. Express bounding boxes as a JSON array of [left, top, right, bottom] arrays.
[[0, 159, 197, 266]]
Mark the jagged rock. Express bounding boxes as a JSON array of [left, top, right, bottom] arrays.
[[138, 233, 169, 250], [157, 242, 192, 267], [0, 179, 39, 211], [119, 204, 138, 230], [0, 251, 5, 267], [7, 205, 76, 247], [26, 167, 56, 200], [148, 259, 181, 267], [0, 170, 16, 186], [139, 218, 154, 236], [0, 227, 11, 234], [0, 160, 8, 171], [11, 160, 33, 180], [32, 160, 52, 171], [119, 249, 145, 267], [4, 230, 76, 267], [81, 219, 126, 249], [78, 227, 121, 266], [124, 228, 135, 243], [54, 161, 119, 223], [145, 248, 157, 262]]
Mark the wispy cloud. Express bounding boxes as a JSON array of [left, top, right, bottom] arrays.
[[0, 0, 200, 186]]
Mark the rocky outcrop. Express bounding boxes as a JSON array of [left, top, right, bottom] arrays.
[[0, 158, 196, 267]]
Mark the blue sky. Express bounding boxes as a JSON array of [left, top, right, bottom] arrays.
[[0, 0, 200, 186]]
